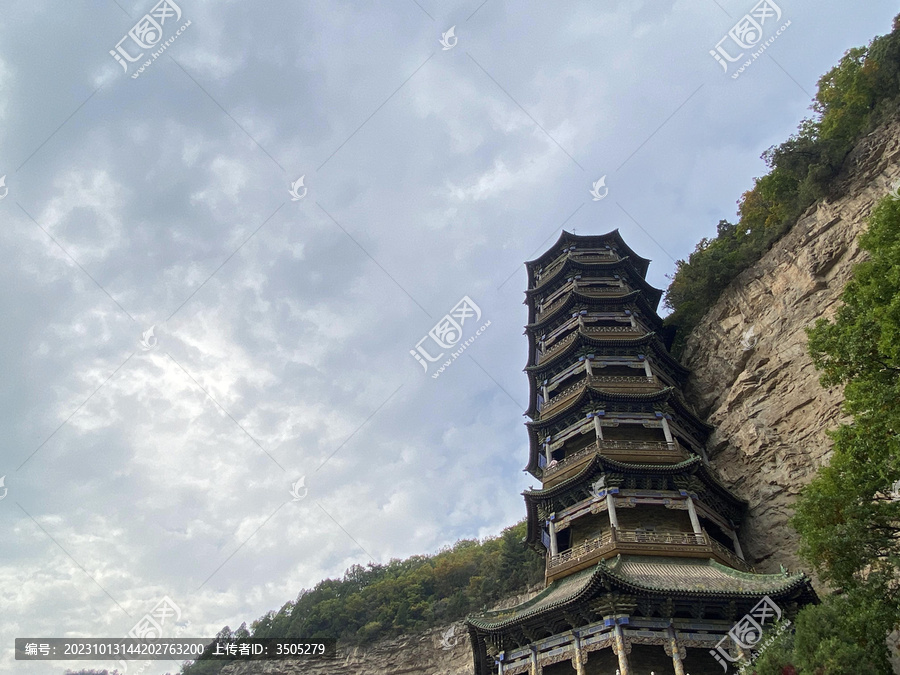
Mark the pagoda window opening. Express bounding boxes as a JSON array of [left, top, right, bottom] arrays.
[[704, 519, 740, 554], [546, 370, 582, 397], [552, 430, 596, 461], [589, 317, 630, 328], [616, 503, 693, 535], [555, 527, 571, 554], [566, 512, 608, 550], [593, 363, 646, 378], [674, 434, 695, 455], [601, 424, 667, 443]]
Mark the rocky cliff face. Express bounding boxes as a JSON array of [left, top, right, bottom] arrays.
[[680, 113, 900, 585]]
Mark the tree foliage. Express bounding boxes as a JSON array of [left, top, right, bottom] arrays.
[[180, 521, 543, 675], [664, 14, 900, 354]]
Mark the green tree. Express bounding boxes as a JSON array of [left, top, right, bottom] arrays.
[[797, 196, 900, 592], [665, 14, 900, 354]]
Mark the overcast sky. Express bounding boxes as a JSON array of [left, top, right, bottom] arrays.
[[1, 1, 897, 673]]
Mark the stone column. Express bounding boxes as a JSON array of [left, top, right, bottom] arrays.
[[685, 496, 702, 535], [584, 357, 593, 377], [642, 358, 652, 378], [667, 625, 686, 675], [612, 623, 631, 675], [593, 415, 604, 442], [606, 493, 619, 530], [549, 518, 559, 557]]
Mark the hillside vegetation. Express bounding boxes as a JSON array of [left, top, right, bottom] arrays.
[[179, 522, 543, 674], [665, 14, 900, 354]]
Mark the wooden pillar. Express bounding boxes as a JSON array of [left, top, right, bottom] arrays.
[[730, 529, 745, 559], [530, 647, 541, 675], [667, 625, 686, 675], [660, 417, 674, 443], [571, 633, 586, 675], [613, 623, 631, 675], [593, 416, 603, 442], [584, 357, 593, 377], [642, 358, 652, 378], [685, 496, 702, 535], [606, 493, 619, 530], [548, 518, 559, 557]]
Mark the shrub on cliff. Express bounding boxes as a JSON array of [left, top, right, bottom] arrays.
[[665, 14, 900, 355]]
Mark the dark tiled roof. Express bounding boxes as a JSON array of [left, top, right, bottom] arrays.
[[466, 567, 598, 630], [466, 556, 814, 631]]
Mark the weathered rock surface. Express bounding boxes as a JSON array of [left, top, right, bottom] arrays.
[[680, 113, 900, 586]]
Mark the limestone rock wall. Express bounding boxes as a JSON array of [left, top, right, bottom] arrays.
[[680, 113, 900, 585]]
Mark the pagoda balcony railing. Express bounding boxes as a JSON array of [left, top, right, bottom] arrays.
[[583, 325, 642, 336], [709, 535, 752, 571], [546, 527, 751, 580], [534, 250, 617, 288], [547, 531, 615, 571], [540, 375, 660, 417], [542, 440, 688, 481], [537, 326, 641, 364], [615, 529, 706, 545], [537, 282, 629, 318]]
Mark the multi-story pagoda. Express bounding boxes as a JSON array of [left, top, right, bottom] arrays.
[[466, 231, 816, 675]]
